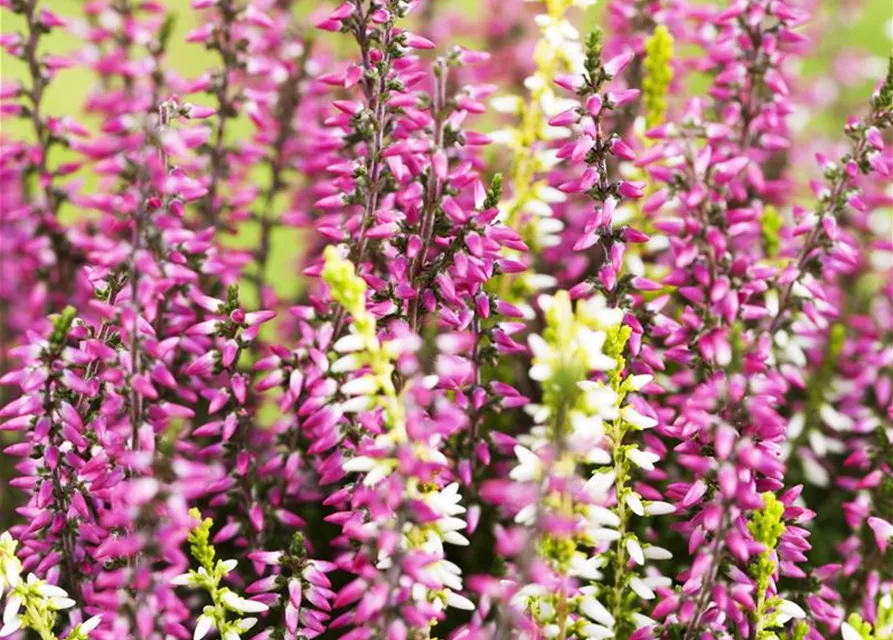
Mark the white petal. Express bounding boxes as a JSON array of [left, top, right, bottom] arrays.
[[49, 597, 75, 610], [580, 623, 614, 639], [194, 614, 214, 640], [171, 572, 196, 586], [777, 600, 805, 620], [334, 334, 364, 353], [341, 375, 378, 396], [221, 590, 268, 613], [37, 583, 69, 598], [622, 406, 657, 430], [625, 493, 645, 517], [585, 471, 616, 498], [529, 363, 552, 382], [626, 538, 645, 565], [629, 577, 655, 600], [643, 545, 672, 560], [236, 618, 258, 633], [627, 374, 653, 391], [588, 506, 620, 527], [580, 596, 615, 627], [443, 531, 470, 546], [343, 456, 375, 473], [446, 592, 475, 611], [0, 617, 22, 638], [81, 616, 102, 634], [643, 501, 675, 516], [2, 597, 21, 625], [627, 449, 657, 471], [841, 623, 862, 640]]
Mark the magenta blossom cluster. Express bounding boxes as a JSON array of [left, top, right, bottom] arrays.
[[0, 0, 891, 639]]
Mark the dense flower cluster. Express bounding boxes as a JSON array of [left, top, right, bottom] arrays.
[[0, 0, 891, 639]]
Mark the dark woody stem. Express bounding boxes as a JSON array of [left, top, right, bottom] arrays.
[[332, 0, 400, 339]]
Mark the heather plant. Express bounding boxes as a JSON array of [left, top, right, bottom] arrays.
[[0, 0, 891, 639]]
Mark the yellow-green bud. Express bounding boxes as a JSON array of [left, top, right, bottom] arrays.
[[642, 25, 674, 129]]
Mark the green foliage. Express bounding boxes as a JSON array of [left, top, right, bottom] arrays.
[[747, 493, 801, 639], [48, 306, 76, 351], [749, 492, 787, 550], [579, 29, 609, 96], [845, 614, 876, 640], [322, 246, 367, 321], [186, 507, 217, 572], [873, 56, 893, 113], [483, 173, 503, 210], [172, 510, 268, 640], [642, 25, 674, 128], [0, 531, 84, 640], [761, 205, 783, 258]]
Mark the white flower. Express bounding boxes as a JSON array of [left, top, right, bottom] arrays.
[[81, 616, 102, 634], [580, 623, 614, 639], [621, 406, 657, 430], [342, 456, 375, 473], [585, 471, 615, 499], [333, 334, 364, 353], [819, 404, 854, 432], [627, 448, 659, 471], [194, 614, 215, 640], [340, 396, 372, 413], [626, 538, 645, 565], [235, 618, 258, 633], [643, 545, 672, 560], [0, 617, 21, 638], [438, 516, 470, 546], [570, 412, 605, 441], [446, 591, 475, 611], [49, 596, 76, 610], [627, 374, 653, 391], [587, 505, 620, 527], [331, 354, 362, 373], [515, 504, 536, 526], [341, 375, 378, 396], [220, 590, 268, 613], [426, 483, 466, 517], [841, 622, 862, 640], [578, 328, 616, 371], [632, 613, 657, 629], [584, 447, 612, 465], [629, 577, 655, 600], [625, 493, 645, 516], [775, 600, 806, 624], [578, 296, 624, 329], [362, 459, 395, 487], [3, 595, 22, 626], [510, 446, 542, 483], [580, 594, 614, 627], [171, 571, 198, 586], [643, 501, 675, 516], [36, 583, 68, 599], [490, 95, 522, 114], [588, 527, 621, 543]]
